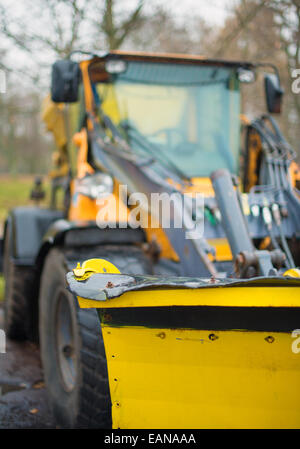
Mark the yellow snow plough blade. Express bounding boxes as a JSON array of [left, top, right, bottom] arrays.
[[68, 264, 300, 429]]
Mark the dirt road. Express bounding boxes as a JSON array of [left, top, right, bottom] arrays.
[[0, 307, 55, 429]]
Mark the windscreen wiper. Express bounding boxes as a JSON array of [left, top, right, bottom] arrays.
[[94, 109, 190, 187], [121, 121, 191, 185]]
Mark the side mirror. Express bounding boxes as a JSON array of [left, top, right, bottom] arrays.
[[264, 73, 284, 114], [51, 60, 80, 103]]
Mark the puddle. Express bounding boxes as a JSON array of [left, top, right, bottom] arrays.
[[0, 382, 29, 396]]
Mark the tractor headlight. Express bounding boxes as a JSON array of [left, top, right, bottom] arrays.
[[76, 173, 113, 200], [237, 68, 256, 83], [105, 59, 127, 74]]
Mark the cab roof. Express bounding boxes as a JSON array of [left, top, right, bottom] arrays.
[[87, 49, 256, 70]]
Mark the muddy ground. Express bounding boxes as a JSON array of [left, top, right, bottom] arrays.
[[0, 307, 55, 429]]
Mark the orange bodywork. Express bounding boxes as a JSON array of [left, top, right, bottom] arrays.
[[245, 129, 262, 192], [290, 161, 300, 189]]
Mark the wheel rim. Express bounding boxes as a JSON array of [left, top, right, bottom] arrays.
[[55, 291, 77, 392]]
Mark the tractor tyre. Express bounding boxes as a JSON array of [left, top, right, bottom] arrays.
[[39, 246, 152, 428], [3, 224, 34, 340]]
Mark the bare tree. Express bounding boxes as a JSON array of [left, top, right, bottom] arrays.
[[269, 0, 300, 115], [213, 0, 270, 57], [123, 6, 213, 54], [0, 0, 89, 59], [210, 0, 300, 156], [0, 0, 147, 78], [96, 0, 145, 50]]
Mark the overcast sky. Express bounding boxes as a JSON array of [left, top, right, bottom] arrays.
[[153, 0, 237, 26], [1, 0, 237, 90]]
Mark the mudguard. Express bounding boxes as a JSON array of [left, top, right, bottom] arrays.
[[36, 219, 146, 266], [5, 207, 63, 265], [5, 207, 146, 268]]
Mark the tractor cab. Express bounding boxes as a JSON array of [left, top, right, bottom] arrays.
[[45, 51, 299, 274], [48, 51, 285, 190], [89, 57, 241, 179]]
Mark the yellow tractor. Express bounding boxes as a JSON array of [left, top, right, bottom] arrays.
[[3, 51, 300, 429]]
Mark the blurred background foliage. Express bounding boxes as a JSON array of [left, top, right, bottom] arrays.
[[0, 0, 299, 300], [0, 0, 299, 175]]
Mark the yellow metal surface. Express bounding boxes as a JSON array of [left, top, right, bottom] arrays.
[[284, 268, 300, 278], [144, 220, 180, 262], [80, 59, 94, 119], [245, 129, 262, 192], [189, 177, 214, 196], [41, 95, 67, 148], [289, 161, 300, 189], [73, 129, 94, 179], [77, 285, 300, 309], [73, 258, 120, 281], [68, 192, 98, 221], [74, 260, 300, 428], [102, 325, 300, 429], [96, 182, 131, 227], [207, 238, 232, 262], [259, 237, 271, 250], [78, 297, 103, 308]]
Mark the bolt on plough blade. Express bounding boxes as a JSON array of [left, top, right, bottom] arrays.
[[66, 269, 300, 429]]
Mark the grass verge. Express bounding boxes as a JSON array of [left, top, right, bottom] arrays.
[[0, 276, 4, 302]]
